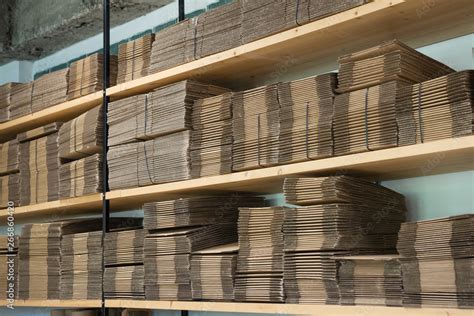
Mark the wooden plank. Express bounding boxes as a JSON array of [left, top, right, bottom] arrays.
[[106, 0, 473, 96], [0, 194, 103, 221], [0, 92, 102, 142], [5, 300, 102, 308], [105, 300, 474, 315], [107, 136, 474, 210]]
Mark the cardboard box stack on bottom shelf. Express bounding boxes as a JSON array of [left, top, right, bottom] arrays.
[[143, 195, 265, 300], [17, 218, 141, 300], [104, 228, 146, 299], [281, 176, 407, 304], [397, 214, 474, 309]]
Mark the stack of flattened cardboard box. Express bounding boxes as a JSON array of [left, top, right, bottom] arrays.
[[18, 123, 61, 206], [117, 34, 156, 84], [397, 214, 474, 308], [58, 106, 103, 199], [235, 206, 288, 302], [0, 82, 20, 122], [191, 93, 234, 178], [68, 53, 118, 100], [190, 243, 239, 301], [107, 80, 228, 190], [336, 255, 402, 306], [232, 84, 280, 171], [143, 195, 264, 301], [278, 73, 337, 164], [282, 176, 407, 304], [0, 139, 20, 208], [333, 40, 454, 156], [396, 70, 473, 146], [105, 228, 146, 299]]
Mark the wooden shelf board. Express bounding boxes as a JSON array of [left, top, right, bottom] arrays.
[[5, 299, 102, 308], [0, 92, 102, 142], [0, 194, 103, 221], [107, 136, 474, 210], [105, 300, 474, 315], [106, 0, 473, 97]]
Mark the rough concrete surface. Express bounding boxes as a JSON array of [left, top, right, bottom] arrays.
[[0, 0, 173, 64]]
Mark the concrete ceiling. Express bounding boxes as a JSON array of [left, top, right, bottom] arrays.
[[0, 0, 173, 65]]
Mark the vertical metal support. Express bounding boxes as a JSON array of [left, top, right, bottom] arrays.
[[178, 0, 185, 21], [177, 3, 187, 315], [101, 0, 110, 314]]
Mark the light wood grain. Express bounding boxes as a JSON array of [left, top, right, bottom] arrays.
[[0, 194, 103, 221], [0, 92, 102, 142]]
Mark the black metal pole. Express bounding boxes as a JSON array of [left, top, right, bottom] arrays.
[[178, 3, 188, 316], [101, 0, 110, 314], [178, 0, 185, 21]]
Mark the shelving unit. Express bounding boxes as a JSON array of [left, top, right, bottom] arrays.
[[1, 0, 472, 314]]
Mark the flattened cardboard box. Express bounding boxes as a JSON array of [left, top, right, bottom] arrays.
[[235, 206, 287, 303], [117, 33, 155, 84], [68, 53, 118, 100], [60, 231, 103, 300], [0, 139, 19, 175], [59, 153, 102, 199], [108, 130, 192, 190], [191, 243, 239, 301], [397, 214, 474, 309], [144, 224, 237, 301], [59, 106, 103, 161], [108, 80, 228, 147], [396, 70, 473, 146], [18, 123, 61, 206], [143, 196, 264, 231], [336, 39, 454, 93], [0, 82, 20, 123], [337, 255, 402, 306]]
